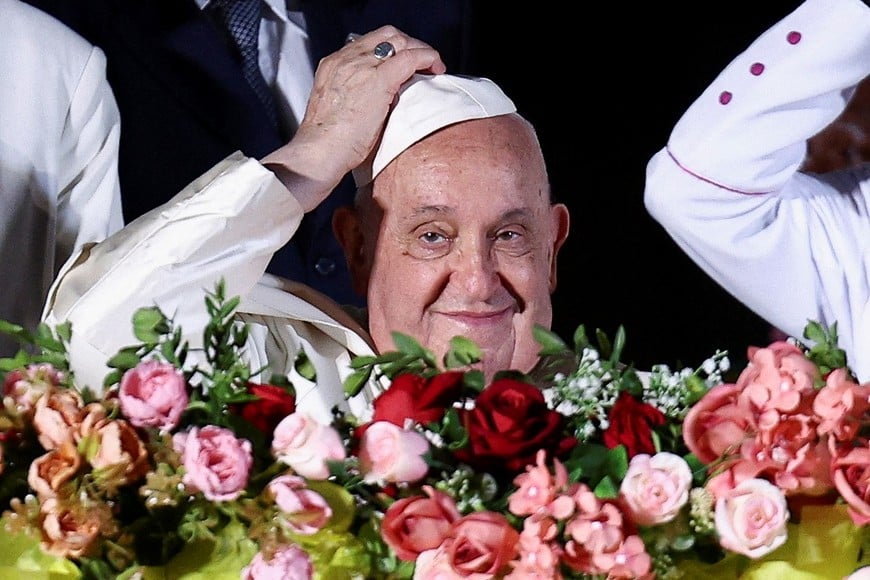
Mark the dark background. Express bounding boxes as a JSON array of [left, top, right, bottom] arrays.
[[466, 2, 803, 370]]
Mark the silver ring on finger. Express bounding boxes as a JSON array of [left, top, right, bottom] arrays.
[[345, 32, 361, 45], [373, 41, 396, 60]]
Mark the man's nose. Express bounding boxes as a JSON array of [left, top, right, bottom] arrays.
[[449, 242, 499, 298]]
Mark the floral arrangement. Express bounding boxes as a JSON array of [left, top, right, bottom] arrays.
[[0, 281, 869, 579]]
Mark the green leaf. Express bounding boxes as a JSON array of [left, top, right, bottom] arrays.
[[595, 328, 613, 359], [572, 324, 590, 352], [106, 349, 144, 370], [593, 475, 619, 499], [463, 370, 485, 393], [349, 355, 378, 369], [295, 351, 316, 381], [391, 332, 427, 357], [132, 306, 167, 344], [533, 324, 568, 356], [344, 369, 372, 397], [610, 326, 627, 365], [444, 336, 482, 368]]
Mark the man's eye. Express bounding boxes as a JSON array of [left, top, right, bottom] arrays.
[[496, 230, 522, 242], [420, 231, 448, 244]]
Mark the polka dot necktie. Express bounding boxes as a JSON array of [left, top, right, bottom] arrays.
[[211, 0, 280, 128]]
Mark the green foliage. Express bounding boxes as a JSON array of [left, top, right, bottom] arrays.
[[343, 332, 482, 398], [803, 320, 849, 380]]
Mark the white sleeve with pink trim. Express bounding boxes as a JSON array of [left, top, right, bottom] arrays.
[[644, 0, 870, 379]]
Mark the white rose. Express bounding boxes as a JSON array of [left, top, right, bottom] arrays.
[[715, 478, 789, 558]]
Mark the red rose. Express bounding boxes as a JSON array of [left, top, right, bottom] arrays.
[[602, 391, 666, 458], [372, 371, 465, 427], [454, 378, 575, 473], [233, 383, 296, 436]]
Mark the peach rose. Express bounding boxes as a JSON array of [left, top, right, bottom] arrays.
[[119, 360, 188, 432], [358, 421, 429, 484], [174, 425, 253, 501], [714, 478, 789, 558], [87, 418, 150, 487], [267, 474, 332, 535], [38, 497, 102, 559], [832, 445, 870, 526], [619, 452, 692, 526], [444, 512, 519, 577], [27, 443, 82, 499], [33, 389, 83, 449], [272, 413, 346, 480], [382, 485, 461, 562]]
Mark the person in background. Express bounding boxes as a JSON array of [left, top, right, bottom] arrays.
[[644, 0, 870, 378], [802, 75, 870, 174], [41, 27, 570, 423], [0, 0, 123, 357], [24, 0, 475, 307]]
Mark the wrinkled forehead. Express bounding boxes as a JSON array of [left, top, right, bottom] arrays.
[[352, 73, 516, 187]]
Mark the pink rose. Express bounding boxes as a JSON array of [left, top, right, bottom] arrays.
[[358, 421, 429, 484], [267, 474, 332, 535], [382, 485, 461, 562], [119, 360, 188, 432], [272, 413, 346, 480], [413, 547, 466, 580], [619, 452, 692, 526], [444, 512, 520, 577], [832, 445, 870, 526], [241, 543, 313, 580], [682, 383, 750, 464], [33, 389, 83, 449], [714, 477, 789, 558], [173, 425, 253, 501]]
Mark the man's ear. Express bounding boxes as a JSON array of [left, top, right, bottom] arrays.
[[548, 203, 570, 292], [333, 206, 371, 298]]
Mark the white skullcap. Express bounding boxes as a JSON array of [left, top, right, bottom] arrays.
[[352, 73, 517, 187]]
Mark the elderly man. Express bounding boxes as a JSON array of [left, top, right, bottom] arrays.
[[42, 26, 570, 422], [645, 0, 870, 379]]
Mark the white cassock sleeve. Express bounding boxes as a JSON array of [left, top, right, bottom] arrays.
[[42, 153, 303, 394], [644, 0, 870, 379]]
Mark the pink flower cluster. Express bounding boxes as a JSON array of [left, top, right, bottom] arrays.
[[683, 341, 870, 535]]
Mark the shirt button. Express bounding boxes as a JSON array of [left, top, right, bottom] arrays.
[[315, 257, 336, 276]]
